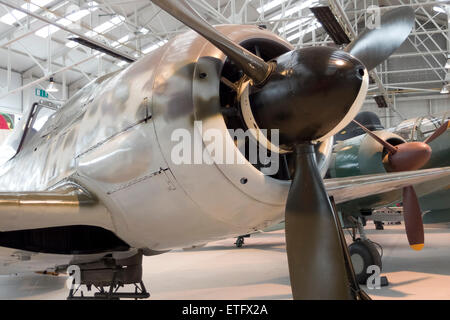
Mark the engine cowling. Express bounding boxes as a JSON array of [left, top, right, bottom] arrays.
[[329, 130, 406, 178]]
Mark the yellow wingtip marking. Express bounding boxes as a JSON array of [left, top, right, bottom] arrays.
[[411, 244, 424, 251]]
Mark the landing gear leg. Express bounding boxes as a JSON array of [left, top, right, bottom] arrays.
[[330, 200, 370, 300], [235, 235, 250, 248]]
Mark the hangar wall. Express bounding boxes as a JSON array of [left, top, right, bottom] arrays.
[[0, 68, 22, 115]]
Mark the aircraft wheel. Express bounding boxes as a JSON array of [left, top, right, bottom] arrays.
[[349, 239, 382, 285], [374, 221, 384, 230], [235, 237, 244, 248]]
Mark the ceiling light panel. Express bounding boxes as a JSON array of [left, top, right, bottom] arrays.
[[0, 0, 53, 25]]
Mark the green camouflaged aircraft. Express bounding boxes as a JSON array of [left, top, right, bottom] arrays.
[[246, 111, 450, 284], [331, 113, 450, 231], [328, 111, 450, 283]]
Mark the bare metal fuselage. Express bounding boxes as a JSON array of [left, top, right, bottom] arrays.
[[0, 26, 333, 268]]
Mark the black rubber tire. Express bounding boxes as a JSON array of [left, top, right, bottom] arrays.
[[349, 239, 382, 285], [235, 237, 244, 248], [374, 221, 384, 230]]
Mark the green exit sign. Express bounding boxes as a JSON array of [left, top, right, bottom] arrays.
[[35, 88, 48, 98]]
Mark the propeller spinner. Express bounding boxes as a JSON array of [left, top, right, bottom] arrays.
[[151, 0, 415, 299]]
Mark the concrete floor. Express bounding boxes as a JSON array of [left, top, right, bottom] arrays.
[[0, 223, 450, 300]]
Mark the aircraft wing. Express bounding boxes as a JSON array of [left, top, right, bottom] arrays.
[[325, 167, 450, 204]]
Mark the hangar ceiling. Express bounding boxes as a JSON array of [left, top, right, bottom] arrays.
[[0, 0, 449, 114]]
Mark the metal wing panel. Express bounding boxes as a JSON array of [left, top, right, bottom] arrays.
[[326, 167, 450, 204]]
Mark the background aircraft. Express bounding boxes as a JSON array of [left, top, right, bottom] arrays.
[[250, 112, 450, 285], [329, 111, 450, 283], [0, 2, 443, 300]]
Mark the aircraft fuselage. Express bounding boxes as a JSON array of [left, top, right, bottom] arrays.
[[0, 26, 302, 252]]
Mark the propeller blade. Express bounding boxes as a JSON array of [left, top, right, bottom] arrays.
[[424, 121, 450, 145], [285, 144, 351, 299], [353, 120, 397, 154], [345, 7, 415, 70], [402, 186, 425, 251], [151, 0, 272, 85]]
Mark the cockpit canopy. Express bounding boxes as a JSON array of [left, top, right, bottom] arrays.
[[0, 100, 59, 165], [391, 113, 450, 142]]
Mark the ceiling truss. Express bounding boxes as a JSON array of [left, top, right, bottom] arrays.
[[0, 0, 447, 115]]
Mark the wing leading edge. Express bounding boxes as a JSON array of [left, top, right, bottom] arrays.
[[325, 167, 450, 204], [0, 168, 449, 231]]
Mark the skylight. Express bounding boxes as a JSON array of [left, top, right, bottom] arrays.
[[65, 14, 125, 51], [142, 40, 167, 54], [110, 35, 130, 48], [35, 2, 99, 38], [286, 21, 321, 42], [257, 0, 289, 14], [65, 40, 78, 48], [92, 15, 124, 34], [116, 60, 128, 67], [278, 15, 313, 33], [269, 0, 319, 20], [0, 0, 54, 25]]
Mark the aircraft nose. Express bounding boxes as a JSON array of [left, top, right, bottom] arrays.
[[249, 46, 366, 148]]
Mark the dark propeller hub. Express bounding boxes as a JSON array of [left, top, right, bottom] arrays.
[[249, 46, 366, 149]]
